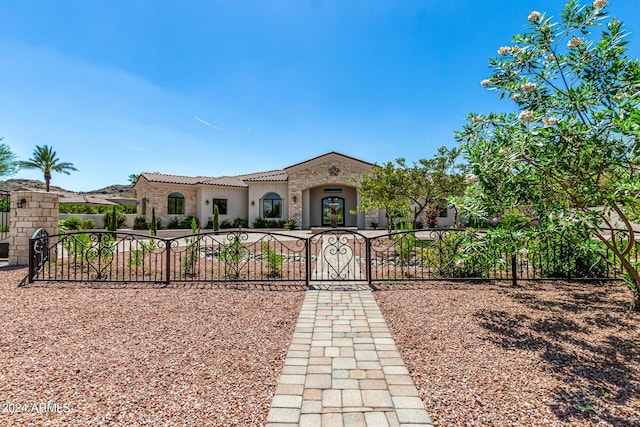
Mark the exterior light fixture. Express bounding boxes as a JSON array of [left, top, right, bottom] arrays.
[[205, 200, 210, 205], [293, 196, 297, 203], [16, 198, 27, 208]]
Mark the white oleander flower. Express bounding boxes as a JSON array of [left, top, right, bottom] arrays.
[[498, 46, 510, 56], [568, 36, 583, 49], [519, 110, 535, 123], [499, 148, 509, 156], [615, 92, 629, 101], [455, 259, 465, 268], [522, 82, 537, 92], [472, 115, 482, 123], [481, 79, 492, 88], [528, 11, 541, 22], [511, 93, 521, 102], [542, 117, 559, 127], [519, 248, 530, 257], [465, 174, 479, 185], [593, 0, 607, 10], [546, 54, 556, 62]]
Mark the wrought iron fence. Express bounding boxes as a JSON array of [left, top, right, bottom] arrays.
[[0, 190, 10, 241], [27, 230, 308, 285], [25, 228, 639, 286], [368, 228, 635, 283]]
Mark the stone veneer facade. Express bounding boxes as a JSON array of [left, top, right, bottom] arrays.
[[9, 191, 59, 266], [285, 156, 377, 228], [135, 179, 198, 226]]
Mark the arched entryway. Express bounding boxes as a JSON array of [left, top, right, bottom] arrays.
[[302, 186, 361, 228]]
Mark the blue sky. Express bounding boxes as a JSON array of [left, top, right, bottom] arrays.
[[1, 0, 638, 192]]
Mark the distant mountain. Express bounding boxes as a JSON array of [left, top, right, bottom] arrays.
[[87, 184, 135, 197], [0, 179, 135, 197]]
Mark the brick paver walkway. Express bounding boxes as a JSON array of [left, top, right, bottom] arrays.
[[265, 289, 433, 426]]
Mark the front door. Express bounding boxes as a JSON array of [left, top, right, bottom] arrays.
[[322, 197, 344, 226]]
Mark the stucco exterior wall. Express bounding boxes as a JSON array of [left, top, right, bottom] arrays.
[[247, 182, 289, 227], [197, 186, 248, 226]]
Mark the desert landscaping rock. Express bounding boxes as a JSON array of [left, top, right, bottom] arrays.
[[375, 281, 640, 426], [0, 266, 303, 426]]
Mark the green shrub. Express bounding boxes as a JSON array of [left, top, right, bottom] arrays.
[[220, 234, 247, 278], [262, 242, 284, 278], [150, 208, 158, 234], [213, 205, 220, 231], [182, 218, 201, 275], [419, 229, 492, 278], [103, 209, 125, 230], [61, 217, 82, 231], [253, 217, 286, 228], [62, 229, 115, 263], [60, 203, 136, 214], [528, 226, 606, 278], [233, 218, 248, 228], [167, 216, 198, 229], [133, 216, 148, 230], [81, 219, 96, 230]]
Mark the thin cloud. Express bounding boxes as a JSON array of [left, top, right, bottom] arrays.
[[194, 116, 219, 129]]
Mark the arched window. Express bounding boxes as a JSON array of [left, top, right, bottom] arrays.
[[263, 193, 282, 218], [168, 192, 185, 214]]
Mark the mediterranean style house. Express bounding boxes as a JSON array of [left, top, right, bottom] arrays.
[[134, 151, 455, 230]]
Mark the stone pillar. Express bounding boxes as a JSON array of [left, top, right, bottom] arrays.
[[288, 188, 303, 228], [9, 191, 59, 266]]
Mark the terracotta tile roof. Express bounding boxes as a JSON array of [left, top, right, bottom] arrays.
[[60, 194, 120, 205], [140, 169, 288, 188], [200, 176, 249, 188], [136, 152, 372, 189], [139, 173, 202, 185], [240, 170, 288, 182]]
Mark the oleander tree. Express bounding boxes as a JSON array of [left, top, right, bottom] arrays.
[[18, 145, 78, 192], [453, 0, 640, 310]]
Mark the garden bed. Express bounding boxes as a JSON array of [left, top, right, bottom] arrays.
[[374, 281, 640, 426], [0, 266, 304, 426]]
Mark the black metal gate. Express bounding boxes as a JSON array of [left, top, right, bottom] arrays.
[[0, 190, 10, 259], [308, 230, 368, 282]]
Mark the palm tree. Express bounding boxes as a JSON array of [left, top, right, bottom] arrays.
[[18, 145, 78, 192]]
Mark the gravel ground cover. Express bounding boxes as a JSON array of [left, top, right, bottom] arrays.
[[374, 281, 640, 426], [0, 266, 304, 426]]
